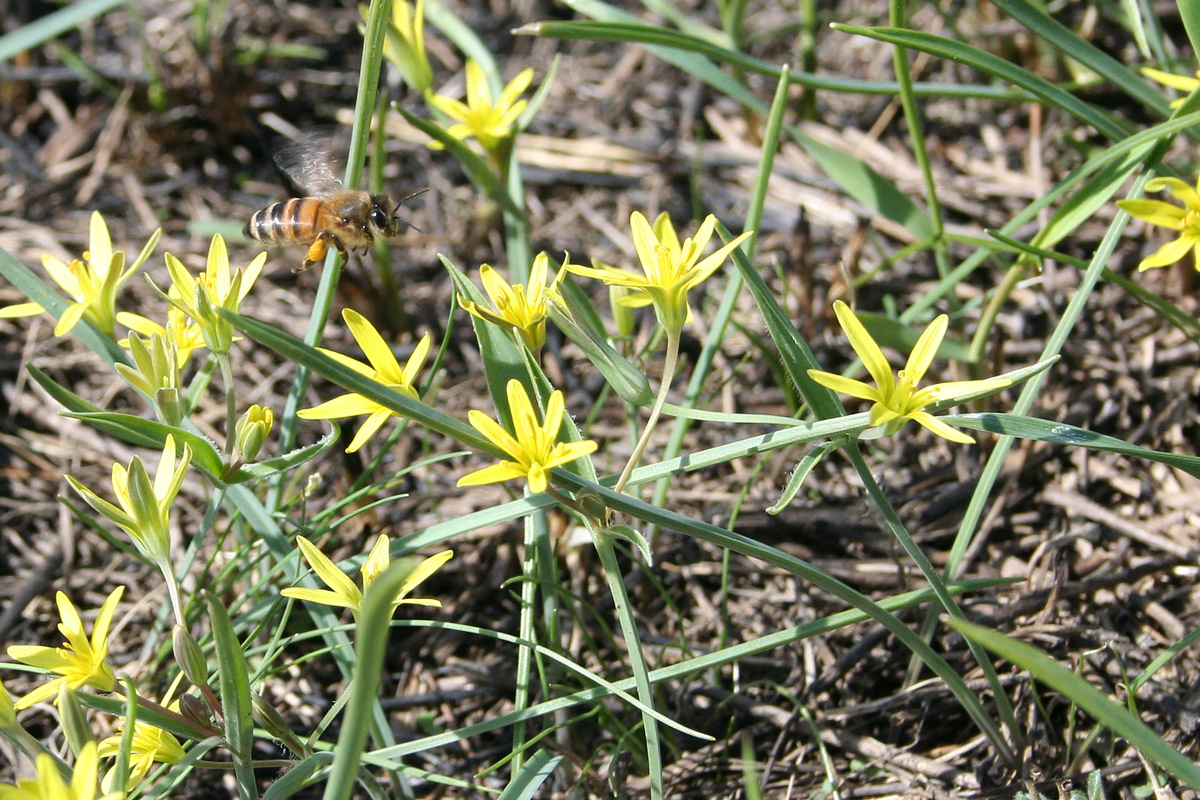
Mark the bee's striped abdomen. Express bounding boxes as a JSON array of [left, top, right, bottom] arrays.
[[244, 198, 322, 245]]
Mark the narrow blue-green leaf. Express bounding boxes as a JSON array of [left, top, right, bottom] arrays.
[[111, 677, 137, 794], [551, 472, 1009, 749], [1032, 147, 1147, 252], [496, 749, 562, 800], [948, 618, 1200, 790], [24, 364, 104, 413], [61, 412, 225, 479], [722, 224, 843, 419], [767, 440, 838, 515], [322, 562, 416, 800], [525, 17, 1031, 100], [0, 246, 126, 366], [1181, 0, 1200, 57], [226, 427, 339, 484], [790, 126, 934, 240], [0, 0, 125, 63], [361, 578, 1013, 764], [988, 0, 1172, 117], [1132, 627, 1200, 692], [1105, 268, 1200, 344], [261, 753, 333, 800], [832, 25, 1131, 141], [206, 592, 257, 800], [945, 412, 1200, 479]]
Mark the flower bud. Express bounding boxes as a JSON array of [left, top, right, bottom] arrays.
[[0, 678, 15, 727], [173, 625, 208, 687], [235, 405, 274, 462], [178, 693, 213, 726], [251, 692, 308, 757]]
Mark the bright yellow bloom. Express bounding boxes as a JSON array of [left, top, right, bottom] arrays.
[[282, 534, 453, 617], [1117, 175, 1200, 270], [458, 379, 597, 494], [807, 301, 1009, 444], [426, 60, 533, 153], [66, 436, 191, 565], [298, 309, 432, 453], [118, 297, 207, 368], [567, 211, 752, 333], [7, 587, 124, 709], [158, 235, 265, 354], [380, 0, 432, 93], [0, 742, 119, 800], [1142, 66, 1200, 108], [97, 693, 186, 790], [459, 253, 564, 351], [0, 212, 159, 337]]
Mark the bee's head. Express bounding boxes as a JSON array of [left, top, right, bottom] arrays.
[[368, 194, 402, 238], [372, 189, 428, 239]]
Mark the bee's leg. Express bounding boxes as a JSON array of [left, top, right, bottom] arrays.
[[298, 233, 349, 272]]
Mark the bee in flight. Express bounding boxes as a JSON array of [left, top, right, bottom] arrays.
[[244, 133, 411, 271]]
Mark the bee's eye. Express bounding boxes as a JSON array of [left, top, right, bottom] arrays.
[[370, 208, 388, 229]]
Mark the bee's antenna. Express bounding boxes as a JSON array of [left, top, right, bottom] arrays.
[[393, 187, 429, 233]]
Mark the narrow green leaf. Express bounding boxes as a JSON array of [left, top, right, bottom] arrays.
[[948, 618, 1200, 790], [261, 753, 333, 800], [988, 0, 1172, 117], [1181, 0, 1200, 58], [945, 412, 1200, 479], [0, 0, 125, 63], [496, 749, 562, 800], [832, 24, 1132, 140], [206, 593, 258, 800], [61, 412, 225, 480], [226, 427, 340, 484], [322, 562, 414, 800], [790, 128, 933, 240]]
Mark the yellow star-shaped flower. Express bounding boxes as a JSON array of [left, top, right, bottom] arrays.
[[458, 379, 597, 494], [1117, 175, 1200, 271], [807, 301, 1009, 444], [568, 211, 751, 333], [7, 587, 124, 709], [282, 534, 452, 617], [426, 60, 533, 153], [0, 212, 159, 337], [297, 308, 432, 453], [0, 742, 119, 800], [459, 253, 564, 351]]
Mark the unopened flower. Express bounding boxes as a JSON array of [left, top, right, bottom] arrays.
[[282, 534, 452, 617], [0, 212, 159, 337], [568, 211, 751, 333], [1117, 175, 1200, 271], [380, 0, 432, 93], [7, 587, 124, 709], [458, 379, 596, 494], [66, 437, 191, 565], [297, 309, 432, 453], [426, 61, 533, 153], [807, 301, 1009, 444]]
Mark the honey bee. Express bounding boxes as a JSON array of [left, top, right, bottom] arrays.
[[244, 133, 411, 271]]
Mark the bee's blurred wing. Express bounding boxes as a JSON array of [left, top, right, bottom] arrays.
[[274, 129, 347, 196]]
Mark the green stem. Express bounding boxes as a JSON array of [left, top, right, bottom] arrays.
[[614, 330, 680, 494], [592, 529, 663, 800], [217, 353, 237, 459]]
